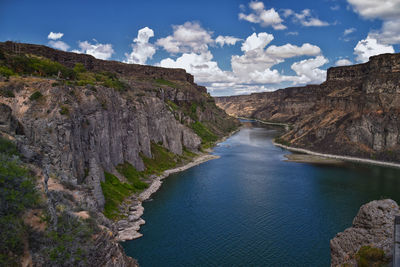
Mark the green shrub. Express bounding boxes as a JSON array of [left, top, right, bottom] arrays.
[[0, 88, 15, 98], [73, 63, 86, 73], [59, 105, 69, 116], [29, 91, 43, 101], [0, 65, 14, 78], [356, 246, 387, 267]]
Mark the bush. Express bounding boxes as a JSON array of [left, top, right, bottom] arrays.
[[0, 88, 15, 98], [356, 246, 387, 267], [73, 63, 86, 73], [29, 91, 43, 101], [0, 65, 15, 78]]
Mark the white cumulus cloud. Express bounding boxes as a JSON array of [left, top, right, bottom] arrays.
[[48, 32, 64, 40], [47, 31, 69, 51], [284, 9, 329, 27], [159, 51, 234, 83], [354, 35, 394, 62], [239, 1, 286, 30], [125, 27, 156, 64], [347, 0, 400, 46], [343, 27, 356, 36], [290, 56, 329, 84], [335, 59, 352, 66], [73, 40, 114, 60], [48, 40, 70, 51], [215, 35, 242, 47], [156, 22, 213, 54]]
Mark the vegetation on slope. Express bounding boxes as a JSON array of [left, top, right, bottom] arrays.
[[101, 143, 198, 219], [0, 51, 127, 91], [0, 136, 106, 265], [0, 137, 38, 265]]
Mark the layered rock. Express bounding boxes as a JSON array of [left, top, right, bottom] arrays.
[[330, 199, 399, 266], [216, 53, 400, 162]]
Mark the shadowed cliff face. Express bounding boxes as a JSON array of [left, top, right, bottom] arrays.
[[215, 53, 400, 163]]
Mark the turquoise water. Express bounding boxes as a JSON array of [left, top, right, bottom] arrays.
[[123, 122, 400, 266]]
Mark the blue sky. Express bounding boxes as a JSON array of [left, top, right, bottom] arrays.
[[1, 0, 399, 96]]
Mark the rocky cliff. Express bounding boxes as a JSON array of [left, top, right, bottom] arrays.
[[330, 199, 399, 266], [0, 42, 238, 266], [215, 53, 400, 163]]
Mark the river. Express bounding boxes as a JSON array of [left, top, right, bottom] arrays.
[[123, 121, 400, 266]]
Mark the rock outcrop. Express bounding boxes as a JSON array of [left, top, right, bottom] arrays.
[[215, 53, 400, 163], [330, 199, 399, 266]]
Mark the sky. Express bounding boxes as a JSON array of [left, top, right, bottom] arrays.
[[1, 0, 399, 96]]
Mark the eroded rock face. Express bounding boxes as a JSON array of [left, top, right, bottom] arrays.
[[2, 83, 202, 210], [215, 53, 400, 162], [330, 199, 399, 266]]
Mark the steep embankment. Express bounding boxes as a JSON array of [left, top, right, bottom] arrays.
[[0, 41, 238, 265], [216, 53, 400, 163]]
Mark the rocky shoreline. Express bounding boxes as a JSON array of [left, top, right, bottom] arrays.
[[274, 142, 400, 169], [116, 153, 220, 242]]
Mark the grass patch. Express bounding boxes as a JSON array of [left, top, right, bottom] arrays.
[[190, 121, 218, 147], [102, 143, 198, 219], [29, 91, 43, 101], [141, 143, 178, 175], [166, 100, 179, 111], [155, 78, 177, 88], [355, 246, 387, 267], [101, 172, 135, 219], [116, 162, 148, 190]]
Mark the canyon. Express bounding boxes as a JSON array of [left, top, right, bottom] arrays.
[[216, 53, 400, 163]]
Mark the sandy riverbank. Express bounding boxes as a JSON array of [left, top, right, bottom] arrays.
[[274, 142, 400, 169], [284, 153, 345, 165]]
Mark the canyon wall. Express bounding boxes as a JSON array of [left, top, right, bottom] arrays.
[[0, 42, 238, 265]]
